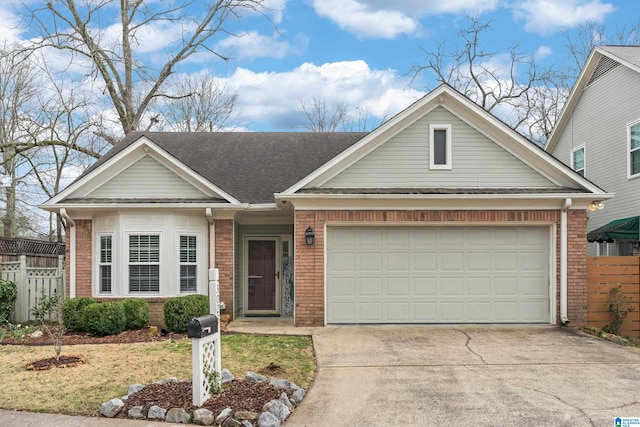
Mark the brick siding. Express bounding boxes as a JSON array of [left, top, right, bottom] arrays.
[[294, 209, 588, 327], [215, 219, 234, 316]]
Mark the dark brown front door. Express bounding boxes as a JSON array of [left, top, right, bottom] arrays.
[[248, 240, 276, 311]]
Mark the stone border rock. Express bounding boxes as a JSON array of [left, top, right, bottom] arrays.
[[99, 369, 306, 427]]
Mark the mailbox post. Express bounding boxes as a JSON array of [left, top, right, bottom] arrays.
[[190, 268, 222, 406]]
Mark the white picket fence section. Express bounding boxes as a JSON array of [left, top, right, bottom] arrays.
[[1, 255, 65, 323]]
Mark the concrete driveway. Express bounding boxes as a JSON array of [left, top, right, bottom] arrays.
[[286, 325, 640, 427]]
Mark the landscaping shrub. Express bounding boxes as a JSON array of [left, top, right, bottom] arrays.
[[122, 298, 150, 330], [0, 280, 17, 324], [81, 301, 126, 336], [62, 297, 96, 331], [164, 294, 209, 333]]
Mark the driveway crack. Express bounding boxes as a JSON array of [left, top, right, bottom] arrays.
[[463, 365, 596, 427], [454, 328, 487, 364]]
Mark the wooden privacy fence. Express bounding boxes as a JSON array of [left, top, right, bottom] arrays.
[[587, 256, 640, 337], [0, 237, 66, 324]]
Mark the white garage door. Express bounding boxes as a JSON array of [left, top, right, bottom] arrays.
[[326, 226, 550, 324]]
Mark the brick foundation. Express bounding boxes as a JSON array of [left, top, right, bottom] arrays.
[[294, 209, 588, 327]]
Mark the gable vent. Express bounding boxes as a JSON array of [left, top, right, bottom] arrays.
[[587, 56, 621, 86]]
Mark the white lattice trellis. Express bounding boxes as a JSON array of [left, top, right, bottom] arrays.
[[192, 333, 220, 405], [191, 268, 222, 406]]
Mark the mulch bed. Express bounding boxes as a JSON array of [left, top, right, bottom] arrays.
[[120, 380, 290, 418], [26, 354, 87, 370], [2, 328, 299, 422]]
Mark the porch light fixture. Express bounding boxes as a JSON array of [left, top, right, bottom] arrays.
[[305, 226, 315, 245], [589, 201, 605, 211]]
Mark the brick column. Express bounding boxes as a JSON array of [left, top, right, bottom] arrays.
[[294, 211, 325, 326], [567, 209, 588, 326], [214, 219, 234, 316], [70, 219, 93, 298]]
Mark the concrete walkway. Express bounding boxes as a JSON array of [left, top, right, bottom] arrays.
[[3, 320, 640, 426]]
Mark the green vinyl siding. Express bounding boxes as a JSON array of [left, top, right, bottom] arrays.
[[319, 106, 555, 189], [87, 155, 210, 199]]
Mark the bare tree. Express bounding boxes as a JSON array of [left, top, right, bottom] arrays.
[[20, 0, 267, 143], [0, 46, 40, 236], [158, 72, 241, 132], [300, 97, 349, 132], [411, 15, 560, 144]]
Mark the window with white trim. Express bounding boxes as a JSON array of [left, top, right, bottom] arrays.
[[128, 234, 160, 293], [429, 124, 452, 169], [179, 235, 197, 293], [571, 146, 585, 176], [99, 235, 112, 293], [629, 121, 640, 177]]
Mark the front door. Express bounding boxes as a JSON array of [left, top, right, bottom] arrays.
[[247, 239, 277, 312]]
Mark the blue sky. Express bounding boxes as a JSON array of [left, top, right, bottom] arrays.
[[5, 0, 640, 132]]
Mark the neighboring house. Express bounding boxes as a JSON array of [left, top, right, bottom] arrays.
[[41, 84, 610, 327], [546, 45, 640, 256]]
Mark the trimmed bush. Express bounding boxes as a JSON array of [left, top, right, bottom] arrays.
[[81, 301, 126, 336], [122, 298, 150, 330], [164, 294, 209, 333], [0, 280, 17, 324], [62, 297, 96, 331]]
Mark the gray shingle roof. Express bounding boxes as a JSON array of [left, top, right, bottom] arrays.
[[83, 132, 368, 204]]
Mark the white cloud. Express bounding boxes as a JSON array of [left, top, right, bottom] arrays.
[[535, 45, 553, 60], [362, 0, 499, 15], [311, 0, 419, 40], [513, 0, 615, 35], [222, 60, 424, 130], [215, 31, 308, 61], [310, 0, 499, 39], [0, 4, 25, 44]]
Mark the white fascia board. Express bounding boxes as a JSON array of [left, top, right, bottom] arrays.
[[545, 48, 602, 153], [440, 88, 606, 193], [280, 89, 444, 195], [280, 193, 613, 211], [40, 202, 249, 212], [44, 136, 241, 206]]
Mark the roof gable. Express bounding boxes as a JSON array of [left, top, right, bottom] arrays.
[[282, 84, 604, 196], [316, 105, 555, 189], [546, 45, 640, 153], [45, 136, 240, 206]]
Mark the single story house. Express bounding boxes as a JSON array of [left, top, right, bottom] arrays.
[[41, 84, 611, 327]]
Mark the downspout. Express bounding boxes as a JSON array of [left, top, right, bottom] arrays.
[[560, 198, 571, 325], [60, 208, 76, 298], [205, 208, 215, 271]]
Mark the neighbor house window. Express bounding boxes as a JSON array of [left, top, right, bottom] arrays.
[[629, 121, 640, 177], [572, 146, 585, 176], [179, 235, 197, 292], [429, 124, 452, 169], [129, 234, 160, 293], [99, 235, 112, 293]]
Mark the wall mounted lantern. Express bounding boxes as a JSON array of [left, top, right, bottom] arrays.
[[305, 226, 315, 245], [588, 201, 605, 211]]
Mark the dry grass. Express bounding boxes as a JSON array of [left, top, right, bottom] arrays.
[[0, 334, 314, 416]]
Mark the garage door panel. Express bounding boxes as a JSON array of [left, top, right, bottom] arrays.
[[440, 302, 465, 322], [414, 277, 437, 295], [329, 302, 356, 322], [388, 277, 410, 296], [467, 302, 492, 322], [441, 252, 464, 270], [359, 278, 382, 296], [387, 303, 410, 321], [359, 303, 383, 321], [327, 226, 550, 324], [414, 252, 437, 270], [468, 277, 491, 295], [359, 253, 382, 271], [387, 252, 410, 270], [329, 278, 356, 297]]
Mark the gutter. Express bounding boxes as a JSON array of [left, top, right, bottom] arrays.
[[560, 198, 571, 325], [60, 208, 76, 299], [205, 208, 215, 269]]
